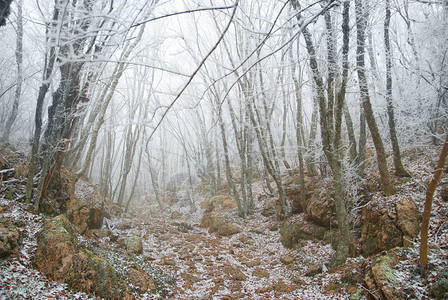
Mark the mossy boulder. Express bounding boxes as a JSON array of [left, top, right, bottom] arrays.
[[430, 269, 448, 299], [0, 222, 20, 258], [33, 215, 79, 282], [202, 195, 236, 212], [306, 190, 336, 228], [123, 233, 143, 255], [32, 215, 167, 298], [280, 215, 328, 249], [66, 196, 104, 235], [66, 249, 127, 299], [200, 213, 241, 237], [364, 254, 404, 300]]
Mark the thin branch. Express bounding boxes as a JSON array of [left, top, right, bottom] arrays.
[[148, 0, 240, 141], [131, 5, 237, 28]]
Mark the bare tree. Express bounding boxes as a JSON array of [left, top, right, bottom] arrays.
[[384, 0, 410, 177], [355, 0, 396, 196], [1, 0, 23, 142], [292, 0, 351, 266]]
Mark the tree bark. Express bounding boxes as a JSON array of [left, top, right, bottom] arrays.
[[384, 0, 410, 177], [420, 133, 448, 274], [297, 0, 351, 265], [355, 0, 396, 196], [1, 0, 23, 143]]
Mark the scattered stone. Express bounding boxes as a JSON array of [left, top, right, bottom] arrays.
[[223, 265, 247, 281], [261, 200, 275, 217], [203, 195, 236, 212], [128, 267, 156, 292], [430, 269, 448, 299], [243, 260, 261, 268], [123, 233, 143, 255], [0, 224, 19, 258], [171, 211, 182, 219], [305, 264, 323, 276], [200, 213, 242, 237]]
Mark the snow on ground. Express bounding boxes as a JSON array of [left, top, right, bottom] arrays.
[[0, 198, 97, 300], [0, 144, 447, 299]]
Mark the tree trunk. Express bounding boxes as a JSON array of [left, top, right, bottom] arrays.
[[1, 0, 23, 142], [355, 0, 396, 196], [296, 0, 351, 266], [384, 0, 410, 177], [26, 6, 59, 203], [420, 133, 448, 274]]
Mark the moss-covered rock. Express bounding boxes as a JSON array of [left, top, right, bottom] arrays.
[[306, 190, 336, 228], [202, 195, 236, 212], [430, 269, 448, 299], [200, 213, 241, 237], [0, 223, 20, 258], [33, 215, 172, 298], [66, 249, 128, 299], [364, 253, 404, 300], [33, 215, 78, 282], [123, 233, 143, 255], [280, 215, 328, 249]]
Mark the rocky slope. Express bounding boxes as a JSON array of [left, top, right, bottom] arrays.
[[0, 144, 447, 299]]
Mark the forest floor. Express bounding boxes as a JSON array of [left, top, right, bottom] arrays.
[[0, 144, 447, 299]]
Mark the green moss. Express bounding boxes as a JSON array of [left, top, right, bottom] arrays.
[[377, 256, 398, 285], [5, 188, 15, 199], [430, 270, 448, 299], [349, 289, 364, 300], [82, 242, 175, 297]]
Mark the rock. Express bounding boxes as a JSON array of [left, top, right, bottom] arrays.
[[440, 184, 448, 202], [243, 259, 261, 267], [216, 222, 242, 237], [66, 196, 104, 236], [273, 279, 298, 293], [203, 195, 236, 212], [177, 222, 193, 233], [200, 212, 216, 229], [306, 190, 336, 228], [71, 206, 90, 235], [286, 186, 305, 214], [364, 255, 404, 300], [66, 249, 127, 299], [33, 215, 79, 282], [32, 215, 132, 299], [280, 215, 327, 249], [280, 256, 295, 265], [395, 200, 420, 246], [361, 200, 420, 256], [261, 200, 276, 217], [0, 224, 20, 258], [361, 205, 402, 256], [430, 269, 448, 299], [128, 267, 156, 292], [305, 264, 323, 276], [200, 213, 241, 237], [123, 233, 143, 255], [170, 211, 182, 219]]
